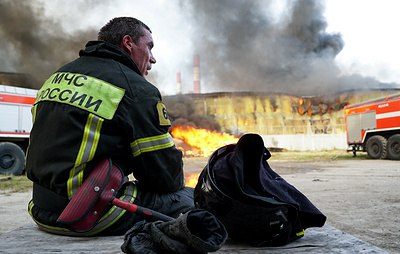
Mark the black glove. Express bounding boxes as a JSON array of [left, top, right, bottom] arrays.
[[121, 209, 228, 254]]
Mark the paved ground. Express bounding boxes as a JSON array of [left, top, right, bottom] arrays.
[[0, 224, 387, 253], [267, 159, 400, 253], [184, 157, 400, 253], [0, 158, 399, 253]]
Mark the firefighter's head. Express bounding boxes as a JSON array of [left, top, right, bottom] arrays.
[[98, 17, 156, 77]]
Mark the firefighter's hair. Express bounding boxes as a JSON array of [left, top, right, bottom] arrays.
[[98, 17, 152, 46]]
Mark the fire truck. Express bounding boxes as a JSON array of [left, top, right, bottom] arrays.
[[345, 92, 400, 160], [0, 84, 37, 175]]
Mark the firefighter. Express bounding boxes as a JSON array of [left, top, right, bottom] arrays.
[[26, 17, 194, 236]]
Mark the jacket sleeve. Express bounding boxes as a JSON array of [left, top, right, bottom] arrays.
[[121, 87, 184, 193]]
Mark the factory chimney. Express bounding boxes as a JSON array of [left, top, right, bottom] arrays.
[[176, 71, 182, 94], [193, 54, 201, 94]]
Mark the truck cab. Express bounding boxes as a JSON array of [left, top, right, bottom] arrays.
[[345, 93, 400, 160], [0, 84, 37, 175]]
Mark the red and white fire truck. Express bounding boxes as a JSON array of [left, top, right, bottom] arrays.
[[0, 84, 37, 175], [345, 92, 400, 160]]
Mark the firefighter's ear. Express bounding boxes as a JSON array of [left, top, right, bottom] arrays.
[[120, 35, 135, 53]]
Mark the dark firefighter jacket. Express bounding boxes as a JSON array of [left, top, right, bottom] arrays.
[[194, 133, 326, 246], [26, 41, 184, 234]]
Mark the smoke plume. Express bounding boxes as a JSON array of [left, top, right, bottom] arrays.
[[164, 94, 221, 131], [0, 0, 391, 95], [0, 0, 96, 88], [182, 0, 383, 95]]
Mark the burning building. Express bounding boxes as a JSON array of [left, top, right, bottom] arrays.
[[165, 89, 400, 153]]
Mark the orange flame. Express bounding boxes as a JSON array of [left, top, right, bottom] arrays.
[[185, 173, 200, 187], [171, 125, 238, 157]]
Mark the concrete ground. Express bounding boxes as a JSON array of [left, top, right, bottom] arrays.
[[0, 158, 398, 253]]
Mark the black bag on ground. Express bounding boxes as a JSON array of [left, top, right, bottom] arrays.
[[194, 133, 326, 246]]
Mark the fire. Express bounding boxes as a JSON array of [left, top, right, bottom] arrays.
[[185, 173, 201, 187], [171, 125, 238, 157], [296, 96, 348, 116]]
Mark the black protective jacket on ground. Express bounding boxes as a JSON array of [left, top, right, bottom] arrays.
[[26, 41, 184, 232], [195, 133, 326, 246]]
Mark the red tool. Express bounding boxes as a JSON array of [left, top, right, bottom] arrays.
[[111, 198, 173, 222], [58, 158, 173, 232]]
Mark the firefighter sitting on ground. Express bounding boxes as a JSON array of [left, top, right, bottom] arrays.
[[26, 17, 194, 236]]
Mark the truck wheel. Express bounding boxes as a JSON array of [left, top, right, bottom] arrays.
[[387, 134, 400, 160], [0, 142, 25, 175], [366, 135, 387, 159]]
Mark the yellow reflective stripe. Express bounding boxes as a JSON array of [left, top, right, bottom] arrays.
[[35, 72, 125, 120], [67, 114, 103, 198], [28, 199, 34, 215], [28, 200, 71, 234], [296, 229, 305, 237], [130, 133, 174, 157]]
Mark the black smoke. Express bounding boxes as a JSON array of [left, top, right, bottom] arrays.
[[0, 0, 97, 88], [164, 94, 221, 131], [181, 0, 385, 95], [0, 0, 393, 94]]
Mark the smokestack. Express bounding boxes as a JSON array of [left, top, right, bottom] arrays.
[[193, 54, 201, 94], [176, 71, 182, 94]]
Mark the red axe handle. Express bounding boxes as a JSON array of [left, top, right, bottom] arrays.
[[111, 198, 174, 222]]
